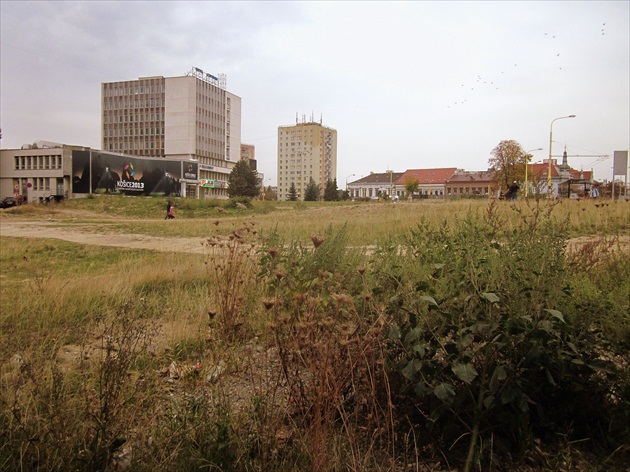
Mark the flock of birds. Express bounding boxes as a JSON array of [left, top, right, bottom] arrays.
[[446, 22, 608, 109]]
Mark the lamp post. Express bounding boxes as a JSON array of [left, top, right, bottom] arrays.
[[345, 173, 355, 198], [524, 148, 543, 198], [262, 178, 271, 201], [387, 169, 394, 198], [547, 115, 576, 196]]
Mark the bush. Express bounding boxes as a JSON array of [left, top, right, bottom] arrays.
[[257, 225, 394, 470], [371, 201, 630, 470], [224, 196, 253, 210]]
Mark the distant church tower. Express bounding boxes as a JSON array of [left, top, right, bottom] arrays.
[[558, 146, 571, 180]]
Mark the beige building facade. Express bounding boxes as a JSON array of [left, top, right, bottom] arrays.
[[102, 68, 241, 198], [347, 172, 403, 200], [0, 141, 81, 203], [445, 169, 498, 197], [277, 120, 337, 201]]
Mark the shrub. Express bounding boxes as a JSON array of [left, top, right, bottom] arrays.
[[224, 196, 253, 210], [258, 224, 394, 470], [372, 201, 629, 470]]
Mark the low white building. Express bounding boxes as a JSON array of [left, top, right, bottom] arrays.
[[0, 141, 81, 203], [347, 172, 403, 200]]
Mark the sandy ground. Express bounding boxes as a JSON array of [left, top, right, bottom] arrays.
[[0, 219, 210, 254], [1, 216, 628, 255]]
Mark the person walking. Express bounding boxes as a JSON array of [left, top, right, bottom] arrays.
[[508, 181, 520, 201], [165, 201, 174, 219]]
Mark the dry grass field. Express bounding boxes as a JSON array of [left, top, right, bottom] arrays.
[[1, 196, 629, 471]]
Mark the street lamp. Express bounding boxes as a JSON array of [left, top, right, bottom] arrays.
[[524, 148, 543, 197], [262, 178, 271, 201], [345, 173, 355, 197], [387, 169, 394, 197], [548, 115, 576, 196]]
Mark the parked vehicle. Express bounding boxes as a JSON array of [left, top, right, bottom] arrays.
[[0, 196, 22, 208]]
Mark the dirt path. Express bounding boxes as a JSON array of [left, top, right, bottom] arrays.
[[1, 218, 628, 255], [0, 220, 210, 254]]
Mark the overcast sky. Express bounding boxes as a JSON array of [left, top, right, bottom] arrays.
[[1, 1, 628, 184]]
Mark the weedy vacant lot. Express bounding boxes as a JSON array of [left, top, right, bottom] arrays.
[[1, 196, 629, 471]]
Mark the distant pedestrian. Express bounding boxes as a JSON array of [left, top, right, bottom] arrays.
[[165, 201, 175, 219], [508, 181, 519, 201]]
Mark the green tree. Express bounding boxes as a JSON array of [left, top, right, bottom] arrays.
[[262, 185, 277, 201], [404, 178, 420, 199], [288, 182, 298, 201], [489, 140, 527, 192], [323, 178, 339, 201], [304, 177, 321, 202], [227, 160, 261, 198]]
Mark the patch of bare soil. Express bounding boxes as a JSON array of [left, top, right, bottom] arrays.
[[0, 219, 209, 254], [2, 218, 628, 256]]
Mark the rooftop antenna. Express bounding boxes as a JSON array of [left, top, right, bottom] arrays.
[[218, 73, 227, 90]]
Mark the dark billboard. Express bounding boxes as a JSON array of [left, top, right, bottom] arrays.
[[182, 161, 198, 180], [72, 151, 197, 196]]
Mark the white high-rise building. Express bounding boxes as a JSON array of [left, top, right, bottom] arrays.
[[101, 67, 241, 198], [277, 118, 337, 200]]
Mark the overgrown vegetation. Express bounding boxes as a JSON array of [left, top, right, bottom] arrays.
[[372, 201, 629, 470], [1, 198, 629, 470]]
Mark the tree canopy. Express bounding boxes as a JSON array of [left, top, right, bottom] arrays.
[[404, 178, 419, 198], [287, 182, 298, 201], [323, 178, 339, 201], [304, 177, 321, 202], [227, 160, 261, 198], [262, 185, 277, 201], [489, 140, 528, 191]]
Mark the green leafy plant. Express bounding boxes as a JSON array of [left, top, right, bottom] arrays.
[[377, 202, 628, 470]]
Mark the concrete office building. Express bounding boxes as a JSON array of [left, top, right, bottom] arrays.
[[102, 67, 241, 198], [277, 118, 337, 200]]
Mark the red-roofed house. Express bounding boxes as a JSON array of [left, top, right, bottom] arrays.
[[445, 170, 498, 198], [394, 168, 457, 199]]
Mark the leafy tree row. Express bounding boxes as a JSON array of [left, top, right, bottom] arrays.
[[228, 163, 341, 203]]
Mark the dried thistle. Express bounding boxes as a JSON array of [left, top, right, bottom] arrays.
[[262, 298, 276, 310], [310, 233, 325, 248]]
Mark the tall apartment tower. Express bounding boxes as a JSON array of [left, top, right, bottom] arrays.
[[277, 118, 337, 200], [101, 67, 241, 198]]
